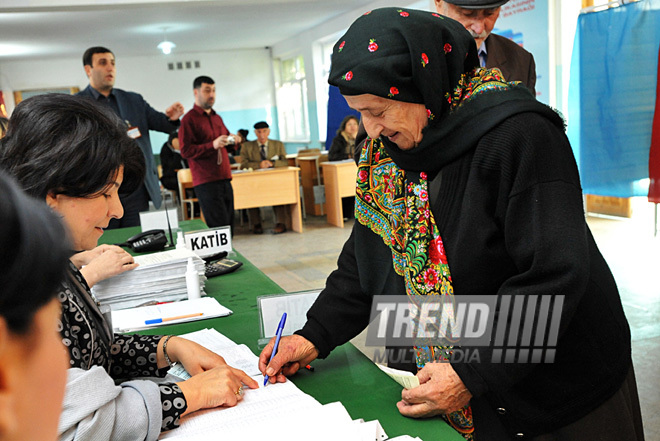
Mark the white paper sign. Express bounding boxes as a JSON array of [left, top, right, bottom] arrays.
[[257, 290, 321, 345], [139, 208, 179, 232]]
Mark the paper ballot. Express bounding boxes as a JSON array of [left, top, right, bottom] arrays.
[[376, 364, 420, 389], [159, 329, 389, 441]]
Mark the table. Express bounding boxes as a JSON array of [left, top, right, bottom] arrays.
[[231, 166, 303, 233], [321, 160, 358, 228], [100, 221, 462, 441]]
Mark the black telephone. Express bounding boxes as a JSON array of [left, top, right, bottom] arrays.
[[118, 229, 168, 253]]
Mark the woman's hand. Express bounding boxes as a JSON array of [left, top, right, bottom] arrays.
[[77, 245, 138, 287], [258, 334, 319, 384], [70, 244, 117, 267], [157, 336, 227, 375], [177, 365, 259, 416], [397, 362, 472, 418]]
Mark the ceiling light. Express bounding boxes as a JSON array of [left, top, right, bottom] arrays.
[[158, 40, 176, 55], [157, 27, 175, 55]]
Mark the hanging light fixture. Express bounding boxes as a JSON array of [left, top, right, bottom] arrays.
[[157, 27, 176, 55]]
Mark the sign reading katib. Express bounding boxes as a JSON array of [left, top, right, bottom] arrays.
[[183, 226, 232, 258]]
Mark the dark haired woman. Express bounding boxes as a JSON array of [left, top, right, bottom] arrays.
[[328, 114, 359, 161], [0, 94, 257, 441], [0, 170, 70, 441]]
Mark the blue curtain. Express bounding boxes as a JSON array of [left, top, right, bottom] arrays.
[[568, 0, 660, 197], [325, 85, 359, 149]]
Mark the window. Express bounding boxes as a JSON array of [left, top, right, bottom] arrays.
[[315, 40, 337, 143], [274, 55, 309, 141]]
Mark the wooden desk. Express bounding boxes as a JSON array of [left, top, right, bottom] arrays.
[[285, 153, 297, 167], [100, 221, 462, 441], [231, 167, 303, 233], [297, 155, 327, 216], [322, 160, 358, 228]]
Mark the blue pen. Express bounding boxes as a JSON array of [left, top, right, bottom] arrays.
[[144, 312, 203, 325], [264, 312, 287, 386]]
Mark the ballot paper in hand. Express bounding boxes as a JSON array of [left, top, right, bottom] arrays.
[[376, 364, 420, 389]]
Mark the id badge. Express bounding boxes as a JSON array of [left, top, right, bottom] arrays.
[[127, 126, 142, 139]]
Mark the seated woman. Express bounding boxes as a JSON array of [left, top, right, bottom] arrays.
[[328, 114, 359, 162], [328, 115, 360, 218], [0, 94, 258, 441], [160, 130, 188, 196], [0, 170, 71, 441]]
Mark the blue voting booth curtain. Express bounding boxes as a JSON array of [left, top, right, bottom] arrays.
[[325, 85, 360, 149], [568, 0, 660, 197]]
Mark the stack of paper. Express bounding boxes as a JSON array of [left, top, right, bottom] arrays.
[[91, 248, 206, 310], [111, 298, 232, 333], [160, 329, 389, 441]]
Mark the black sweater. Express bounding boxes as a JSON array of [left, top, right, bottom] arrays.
[[298, 112, 631, 438]]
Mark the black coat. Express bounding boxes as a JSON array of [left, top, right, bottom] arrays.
[[298, 112, 630, 438]]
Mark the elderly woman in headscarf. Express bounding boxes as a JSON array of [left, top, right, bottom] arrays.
[[259, 8, 642, 441]]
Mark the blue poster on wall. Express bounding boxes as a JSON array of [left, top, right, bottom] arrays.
[[495, 0, 549, 104]]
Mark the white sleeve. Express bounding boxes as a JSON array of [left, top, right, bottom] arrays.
[[58, 366, 162, 441]]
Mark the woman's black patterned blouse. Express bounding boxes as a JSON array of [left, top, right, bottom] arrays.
[[57, 261, 187, 431]]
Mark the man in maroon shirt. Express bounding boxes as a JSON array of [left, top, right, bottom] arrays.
[[179, 76, 239, 231]]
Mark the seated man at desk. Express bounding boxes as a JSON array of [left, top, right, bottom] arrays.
[[240, 121, 289, 234]]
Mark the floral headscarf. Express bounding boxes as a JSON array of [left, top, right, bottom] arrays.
[[328, 7, 546, 174]]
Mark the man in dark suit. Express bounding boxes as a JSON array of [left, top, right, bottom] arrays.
[[240, 122, 289, 234], [77, 46, 184, 228], [435, 0, 536, 95]]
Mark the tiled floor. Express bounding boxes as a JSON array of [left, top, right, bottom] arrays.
[[232, 200, 659, 439]]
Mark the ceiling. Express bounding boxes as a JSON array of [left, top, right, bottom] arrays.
[[0, 0, 383, 62]]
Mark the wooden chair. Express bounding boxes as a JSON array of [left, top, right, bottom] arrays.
[[294, 148, 324, 218], [177, 168, 203, 221]]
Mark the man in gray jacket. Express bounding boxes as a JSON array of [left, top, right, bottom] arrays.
[[77, 46, 185, 228]]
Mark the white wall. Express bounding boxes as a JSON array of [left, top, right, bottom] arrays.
[[0, 47, 276, 152], [0, 47, 273, 120]]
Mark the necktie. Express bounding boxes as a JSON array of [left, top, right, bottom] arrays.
[[260, 144, 267, 161], [478, 49, 487, 68]]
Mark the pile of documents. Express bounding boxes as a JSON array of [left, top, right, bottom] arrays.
[[111, 297, 232, 333], [159, 328, 390, 441], [91, 248, 206, 310]]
